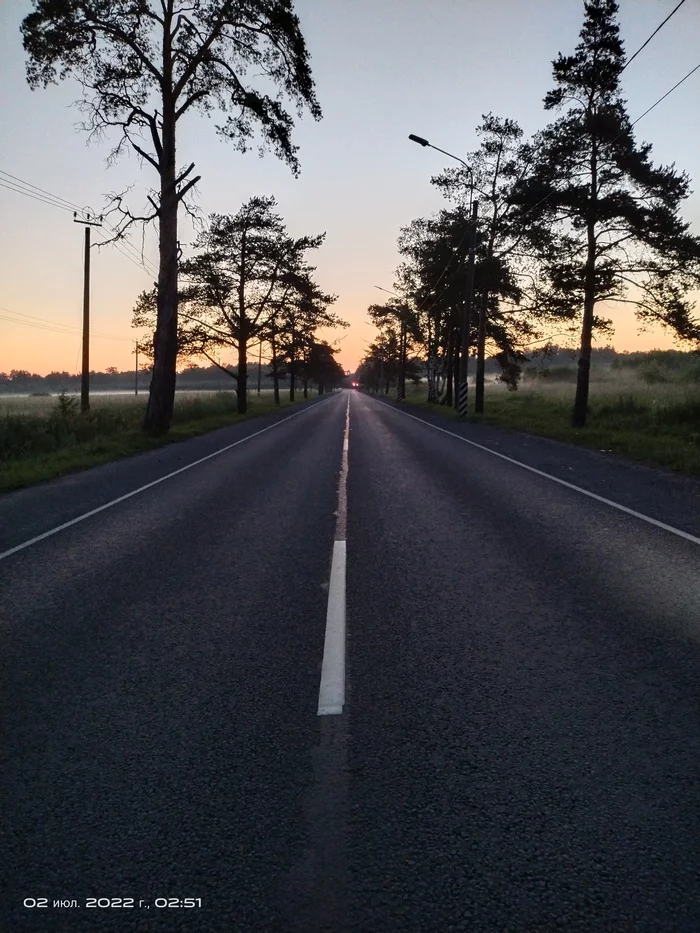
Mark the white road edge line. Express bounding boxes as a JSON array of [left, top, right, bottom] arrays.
[[0, 398, 333, 563], [318, 393, 350, 715], [373, 397, 700, 548]]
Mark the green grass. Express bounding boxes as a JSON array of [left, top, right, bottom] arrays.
[[393, 375, 700, 476], [0, 390, 305, 493], [0, 388, 281, 417]]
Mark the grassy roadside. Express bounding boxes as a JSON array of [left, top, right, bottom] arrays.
[[0, 391, 307, 493], [390, 379, 700, 477]]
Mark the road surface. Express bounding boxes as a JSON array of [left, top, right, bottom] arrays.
[[2, 389, 700, 931]]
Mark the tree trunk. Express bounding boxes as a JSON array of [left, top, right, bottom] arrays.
[[573, 255, 596, 427], [236, 229, 248, 414], [143, 86, 178, 434], [475, 153, 501, 416], [442, 323, 454, 406], [237, 327, 248, 415], [428, 352, 441, 402], [426, 313, 438, 402], [257, 340, 262, 395], [433, 322, 448, 401], [475, 289, 489, 414], [453, 327, 460, 409], [271, 337, 280, 405], [289, 331, 296, 401], [573, 143, 598, 429]]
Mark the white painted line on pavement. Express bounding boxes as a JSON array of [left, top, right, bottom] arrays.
[[318, 540, 347, 715], [318, 393, 350, 715], [0, 398, 334, 563], [374, 398, 700, 548]]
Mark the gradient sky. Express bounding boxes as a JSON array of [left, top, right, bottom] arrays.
[[1, 0, 699, 376]]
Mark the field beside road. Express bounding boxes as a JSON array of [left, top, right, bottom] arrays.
[[0, 390, 302, 493], [394, 366, 700, 476], [0, 387, 285, 416]]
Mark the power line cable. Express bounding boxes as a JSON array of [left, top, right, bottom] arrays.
[[0, 168, 159, 276], [501, 58, 700, 232], [0, 170, 159, 354], [621, 0, 688, 73], [0, 170, 82, 210], [0, 304, 77, 327], [116, 241, 158, 276], [413, 56, 700, 324], [410, 60, 700, 355], [629, 59, 700, 126], [96, 236, 158, 278], [0, 313, 79, 337], [0, 305, 133, 342], [0, 306, 89, 336], [0, 313, 133, 342], [0, 180, 76, 213]]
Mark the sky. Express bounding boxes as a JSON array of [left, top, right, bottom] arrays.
[[1, 0, 699, 376]]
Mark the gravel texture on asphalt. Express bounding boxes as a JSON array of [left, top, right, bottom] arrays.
[[2, 390, 699, 931]]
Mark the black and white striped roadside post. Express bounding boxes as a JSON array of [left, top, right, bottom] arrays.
[[457, 200, 479, 420]]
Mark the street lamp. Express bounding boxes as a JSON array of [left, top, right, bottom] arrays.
[[408, 133, 478, 419], [374, 285, 409, 401], [408, 135, 474, 213]]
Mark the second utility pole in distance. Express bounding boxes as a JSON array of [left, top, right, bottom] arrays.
[[73, 210, 102, 412]]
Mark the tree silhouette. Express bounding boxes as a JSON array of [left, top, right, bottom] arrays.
[[510, 0, 700, 426], [22, 0, 321, 433], [132, 197, 342, 411]]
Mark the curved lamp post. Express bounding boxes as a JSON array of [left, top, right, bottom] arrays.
[[408, 134, 478, 419]]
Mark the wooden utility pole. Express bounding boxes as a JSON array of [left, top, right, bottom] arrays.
[[73, 210, 102, 412], [135, 342, 139, 396]]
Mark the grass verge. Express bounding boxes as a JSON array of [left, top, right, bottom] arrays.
[[0, 392, 307, 493], [391, 380, 700, 477]]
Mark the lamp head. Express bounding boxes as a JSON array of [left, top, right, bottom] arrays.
[[408, 134, 430, 147]]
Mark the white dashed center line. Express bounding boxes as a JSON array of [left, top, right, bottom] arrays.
[[317, 393, 350, 715]]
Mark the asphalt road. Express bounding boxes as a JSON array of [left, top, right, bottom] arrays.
[[2, 389, 700, 932]]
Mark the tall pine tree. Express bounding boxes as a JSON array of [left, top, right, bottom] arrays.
[[23, 1, 321, 434], [511, 0, 700, 427]]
